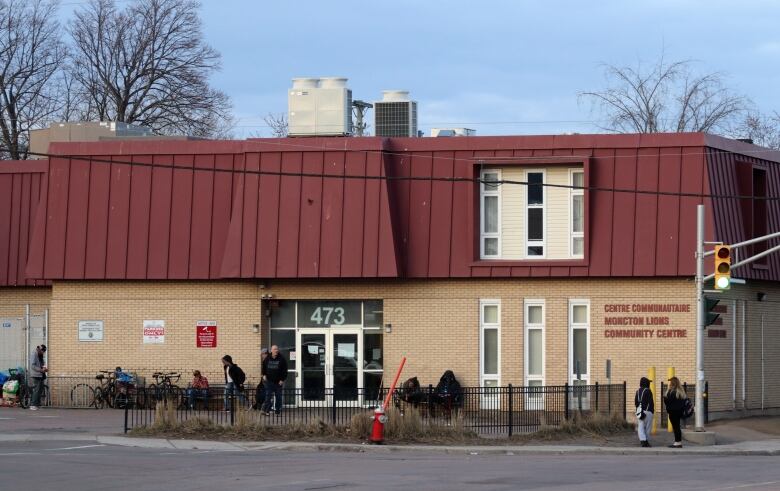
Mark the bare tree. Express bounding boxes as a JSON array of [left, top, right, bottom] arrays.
[[264, 112, 288, 137], [736, 111, 780, 149], [68, 0, 233, 138], [0, 0, 66, 159], [581, 57, 747, 134]]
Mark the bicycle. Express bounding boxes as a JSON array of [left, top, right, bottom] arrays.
[[148, 371, 183, 408], [70, 370, 121, 409]]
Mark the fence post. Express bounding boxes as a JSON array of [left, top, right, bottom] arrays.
[[564, 383, 570, 421], [595, 382, 599, 414], [331, 389, 337, 426], [704, 381, 709, 424], [622, 381, 627, 421], [230, 392, 235, 426], [508, 384, 513, 438], [124, 399, 129, 434], [428, 384, 433, 417]]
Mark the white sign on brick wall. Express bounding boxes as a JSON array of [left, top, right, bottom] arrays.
[[78, 320, 104, 342], [143, 320, 165, 344]]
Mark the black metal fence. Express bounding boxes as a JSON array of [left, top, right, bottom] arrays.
[[123, 382, 627, 437]]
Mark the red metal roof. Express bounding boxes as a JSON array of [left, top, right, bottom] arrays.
[[8, 132, 780, 284]]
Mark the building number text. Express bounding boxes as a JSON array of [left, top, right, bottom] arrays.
[[310, 307, 346, 325]]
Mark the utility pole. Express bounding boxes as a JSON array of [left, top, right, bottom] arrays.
[[352, 100, 373, 137]]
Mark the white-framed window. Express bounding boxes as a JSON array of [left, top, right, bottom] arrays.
[[526, 170, 545, 258], [569, 300, 590, 383], [480, 170, 501, 259], [570, 170, 584, 258], [480, 300, 501, 409], [480, 300, 501, 387], [524, 299, 545, 407]]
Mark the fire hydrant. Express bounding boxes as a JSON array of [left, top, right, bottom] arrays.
[[370, 406, 388, 444]]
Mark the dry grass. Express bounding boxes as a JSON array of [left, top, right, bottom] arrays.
[[509, 412, 634, 443]]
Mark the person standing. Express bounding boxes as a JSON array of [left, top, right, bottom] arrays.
[[664, 376, 687, 448], [635, 376, 654, 447], [29, 345, 48, 410], [261, 345, 288, 416], [254, 348, 269, 410], [221, 355, 247, 411]]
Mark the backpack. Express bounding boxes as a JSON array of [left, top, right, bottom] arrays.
[[232, 365, 246, 385], [682, 397, 694, 419]]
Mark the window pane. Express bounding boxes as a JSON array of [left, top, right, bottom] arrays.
[[270, 301, 296, 327], [363, 300, 383, 328], [527, 246, 544, 256], [270, 329, 297, 372], [572, 172, 584, 188], [483, 172, 499, 191], [483, 328, 498, 375], [527, 305, 543, 324], [573, 329, 588, 376], [484, 196, 498, 233], [528, 380, 542, 388], [528, 208, 543, 240], [528, 173, 543, 204], [484, 238, 498, 256], [484, 379, 498, 388], [528, 329, 543, 376], [572, 195, 583, 232], [483, 304, 498, 324], [573, 237, 584, 256], [363, 332, 383, 370], [572, 305, 588, 324]]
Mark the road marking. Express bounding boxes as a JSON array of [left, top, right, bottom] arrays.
[[713, 482, 780, 490], [45, 444, 105, 451], [0, 417, 15, 420], [0, 452, 38, 456]]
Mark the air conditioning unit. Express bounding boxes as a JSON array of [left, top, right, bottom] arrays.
[[374, 90, 418, 137], [288, 77, 352, 136]]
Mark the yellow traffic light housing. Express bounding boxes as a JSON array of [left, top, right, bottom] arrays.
[[714, 245, 731, 290]]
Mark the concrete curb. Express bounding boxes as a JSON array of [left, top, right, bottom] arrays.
[[1, 433, 778, 456]]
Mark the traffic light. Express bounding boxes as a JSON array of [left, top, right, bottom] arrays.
[[705, 297, 721, 327], [714, 245, 731, 290]]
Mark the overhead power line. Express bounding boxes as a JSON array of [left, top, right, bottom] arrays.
[[9, 146, 780, 201]]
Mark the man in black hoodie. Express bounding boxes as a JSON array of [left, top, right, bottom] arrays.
[[221, 355, 247, 411], [261, 345, 288, 415], [634, 377, 655, 447]]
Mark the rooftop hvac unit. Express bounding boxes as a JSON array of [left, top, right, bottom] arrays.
[[431, 128, 476, 137], [374, 90, 418, 137], [288, 77, 352, 136]]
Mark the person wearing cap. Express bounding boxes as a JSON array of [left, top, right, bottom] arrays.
[[28, 344, 48, 410], [253, 348, 269, 410], [634, 377, 655, 447]]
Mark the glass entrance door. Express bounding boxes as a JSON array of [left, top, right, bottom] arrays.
[[298, 329, 361, 403], [301, 332, 326, 401]]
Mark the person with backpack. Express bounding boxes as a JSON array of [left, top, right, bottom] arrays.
[[664, 376, 690, 448], [261, 345, 288, 416], [221, 355, 247, 411], [634, 377, 654, 447], [253, 348, 268, 410]]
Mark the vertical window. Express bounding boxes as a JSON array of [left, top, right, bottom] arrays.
[[526, 171, 545, 257], [571, 170, 584, 258], [524, 300, 545, 392], [480, 170, 501, 258], [569, 300, 590, 385], [480, 300, 500, 388], [753, 168, 767, 265]]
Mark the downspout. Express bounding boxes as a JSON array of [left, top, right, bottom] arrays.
[[741, 300, 746, 409], [732, 300, 736, 411], [25, 304, 30, 374], [761, 314, 765, 411]]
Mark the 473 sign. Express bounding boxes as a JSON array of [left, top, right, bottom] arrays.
[[298, 301, 361, 327]]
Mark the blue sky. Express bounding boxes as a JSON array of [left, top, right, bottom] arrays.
[[68, 0, 780, 137]]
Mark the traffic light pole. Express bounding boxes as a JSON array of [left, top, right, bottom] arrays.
[[695, 205, 705, 431]]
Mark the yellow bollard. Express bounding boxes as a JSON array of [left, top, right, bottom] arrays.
[[649, 367, 657, 435], [667, 367, 675, 432]]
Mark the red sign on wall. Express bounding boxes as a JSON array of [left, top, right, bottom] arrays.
[[196, 321, 217, 348]]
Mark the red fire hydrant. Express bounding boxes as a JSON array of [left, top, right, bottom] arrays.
[[370, 406, 388, 444]]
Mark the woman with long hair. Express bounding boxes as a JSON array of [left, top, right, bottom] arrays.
[[664, 376, 687, 448]]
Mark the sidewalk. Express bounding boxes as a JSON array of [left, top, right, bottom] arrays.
[[2, 408, 779, 456]]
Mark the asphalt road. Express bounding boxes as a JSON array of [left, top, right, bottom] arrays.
[[1, 440, 778, 491]]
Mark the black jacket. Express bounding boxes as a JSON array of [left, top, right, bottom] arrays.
[[224, 364, 245, 385], [262, 354, 288, 384], [635, 387, 655, 413], [664, 390, 686, 413]]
